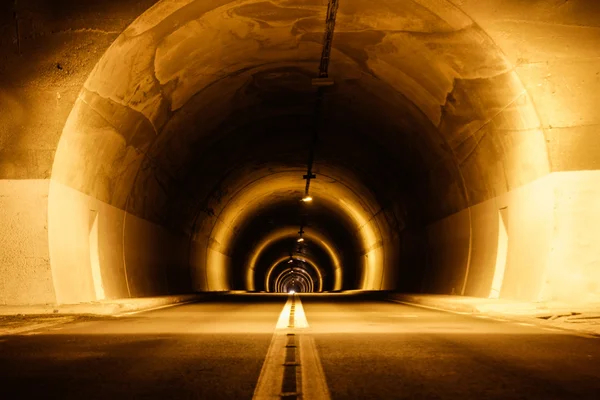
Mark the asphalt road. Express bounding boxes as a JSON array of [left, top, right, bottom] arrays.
[[0, 295, 284, 399], [302, 294, 600, 400], [1, 293, 599, 399]]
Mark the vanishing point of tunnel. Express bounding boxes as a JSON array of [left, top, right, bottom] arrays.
[[1, 1, 600, 399]]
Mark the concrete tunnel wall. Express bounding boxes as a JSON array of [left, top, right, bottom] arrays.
[[0, 0, 599, 305]]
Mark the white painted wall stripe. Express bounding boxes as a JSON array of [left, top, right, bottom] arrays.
[[89, 212, 105, 301], [489, 209, 508, 299]]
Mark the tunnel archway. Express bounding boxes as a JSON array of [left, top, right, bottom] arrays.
[[189, 168, 391, 292], [45, 0, 556, 305], [242, 226, 342, 292], [274, 266, 315, 293], [266, 255, 323, 293]]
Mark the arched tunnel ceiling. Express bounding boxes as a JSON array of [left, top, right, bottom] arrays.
[[0, 0, 587, 307], [46, 0, 553, 299], [53, 0, 548, 220]]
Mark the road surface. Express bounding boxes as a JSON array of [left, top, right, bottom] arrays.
[[1, 293, 599, 399]]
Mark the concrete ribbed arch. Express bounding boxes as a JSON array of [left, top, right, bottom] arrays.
[[275, 267, 315, 293], [245, 226, 341, 291], [265, 255, 323, 293], [193, 168, 388, 292], [275, 270, 314, 293]]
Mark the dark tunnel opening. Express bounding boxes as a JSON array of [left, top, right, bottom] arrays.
[[229, 197, 362, 292]]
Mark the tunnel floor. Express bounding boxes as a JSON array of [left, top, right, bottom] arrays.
[[1, 294, 599, 399]]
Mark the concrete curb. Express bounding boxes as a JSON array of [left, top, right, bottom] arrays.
[[389, 293, 600, 337], [389, 294, 600, 315], [389, 294, 481, 313], [0, 293, 218, 316]]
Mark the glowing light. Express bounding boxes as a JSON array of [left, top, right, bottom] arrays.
[[288, 259, 294, 263], [302, 196, 313, 202], [489, 210, 508, 299], [265, 255, 323, 293], [297, 237, 304, 243], [202, 170, 379, 293], [289, 290, 295, 294]]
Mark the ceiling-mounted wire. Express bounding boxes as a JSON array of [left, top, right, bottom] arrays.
[[297, 0, 340, 251]]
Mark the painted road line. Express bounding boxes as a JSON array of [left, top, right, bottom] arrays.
[[254, 295, 295, 400], [293, 296, 309, 329], [296, 295, 330, 400], [275, 296, 295, 330], [299, 334, 331, 400], [253, 332, 288, 399], [254, 295, 330, 400]]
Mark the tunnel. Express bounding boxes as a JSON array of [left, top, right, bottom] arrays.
[[2, 0, 597, 307], [38, 0, 507, 299], [16, 0, 582, 304], [0, 0, 600, 399]]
